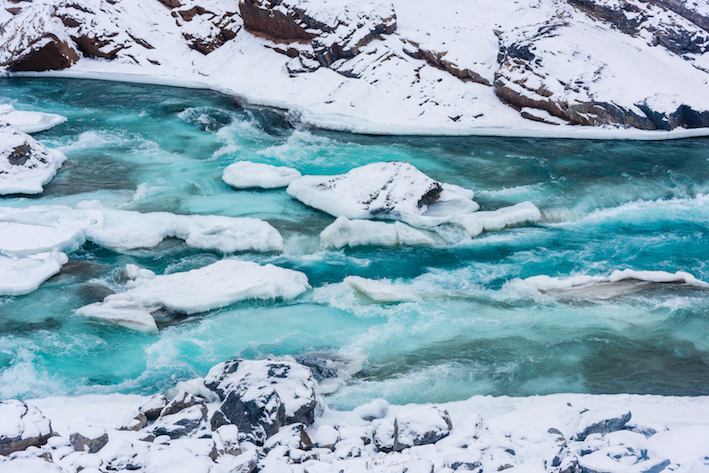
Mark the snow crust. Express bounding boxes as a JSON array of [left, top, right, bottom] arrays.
[[0, 104, 67, 133], [320, 216, 434, 249], [0, 251, 68, 296], [452, 202, 542, 237], [222, 161, 302, 189], [0, 222, 85, 257], [0, 125, 67, 195]]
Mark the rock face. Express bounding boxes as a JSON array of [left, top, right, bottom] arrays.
[[0, 400, 53, 456], [205, 359, 318, 445], [168, 1, 241, 55]]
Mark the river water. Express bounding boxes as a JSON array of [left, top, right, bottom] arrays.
[[1, 78, 709, 409]]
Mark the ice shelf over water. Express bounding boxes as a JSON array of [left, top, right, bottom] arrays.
[[0, 104, 67, 133], [222, 161, 302, 189], [0, 251, 68, 296], [320, 216, 435, 249]]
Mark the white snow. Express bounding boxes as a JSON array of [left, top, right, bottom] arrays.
[[222, 161, 302, 189], [344, 275, 419, 303], [288, 162, 478, 227], [452, 202, 542, 238], [0, 104, 67, 133], [0, 222, 85, 257], [0, 125, 67, 195], [77, 260, 310, 331], [320, 216, 434, 249], [0, 251, 68, 296]]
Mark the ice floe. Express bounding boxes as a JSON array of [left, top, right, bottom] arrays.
[[0, 251, 68, 296], [452, 201, 542, 237], [344, 276, 419, 303], [0, 221, 85, 257], [511, 269, 709, 300], [0, 104, 67, 134], [0, 124, 67, 195], [77, 260, 310, 332], [287, 161, 479, 227], [320, 216, 434, 249], [222, 161, 302, 189]]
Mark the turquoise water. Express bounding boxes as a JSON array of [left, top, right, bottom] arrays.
[[1, 78, 709, 409]]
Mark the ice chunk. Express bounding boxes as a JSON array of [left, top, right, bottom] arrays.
[[223, 161, 302, 189], [79, 260, 310, 320], [0, 125, 67, 195], [344, 276, 419, 303], [76, 294, 159, 336], [0, 251, 68, 296], [320, 216, 434, 249], [452, 202, 542, 237], [287, 162, 478, 226], [0, 221, 85, 257], [0, 104, 67, 134]]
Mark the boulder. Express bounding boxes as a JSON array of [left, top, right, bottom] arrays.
[[152, 404, 209, 439], [0, 400, 53, 456], [160, 391, 204, 418], [263, 423, 312, 453], [118, 412, 148, 432], [574, 409, 632, 441], [69, 425, 109, 454], [393, 406, 452, 451], [212, 424, 241, 456], [138, 394, 170, 421], [210, 386, 285, 445]]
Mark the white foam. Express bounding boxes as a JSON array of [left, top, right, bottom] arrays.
[[0, 251, 68, 296], [320, 216, 434, 249], [222, 161, 302, 189], [344, 276, 420, 303], [0, 104, 67, 134], [0, 125, 67, 195]]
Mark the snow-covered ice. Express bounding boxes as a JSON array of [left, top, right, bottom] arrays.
[[0, 251, 68, 296], [222, 161, 302, 189], [320, 216, 434, 249], [344, 275, 419, 303], [76, 294, 159, 335], [0, 221, 85, 257], [452, 201, 542, 237], [0, 104, 67, 133]]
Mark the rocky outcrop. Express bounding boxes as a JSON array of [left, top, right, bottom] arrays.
[[403, 41, 491, 86], [0, 400, 53, 456], [240, 0, 396, 70], [169, 1, 241, 55]]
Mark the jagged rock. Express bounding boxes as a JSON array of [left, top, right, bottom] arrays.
[[160, 391, 204, 418], [119, 412, 148, 432], [205, 359, 318, 427], [239, 0, 396, 68], [574, 409, 632, 441], [394, 406, 453, 451], [138, 394, 170, 421], [263, 423, 313, 453], [171, 2, 241, 55], [69, 425, 109, 454], [403, 41, 490, 86], [0, 400, 53, 456], [210, 385, 286, 445], [0, 5, 79, 71], [152, 404, 209, 439]]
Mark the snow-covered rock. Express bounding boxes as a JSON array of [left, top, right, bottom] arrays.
[[205, 359, 318, 445], [320, 216, 435, 249], [138, 394, 170, 421], [222, 161, 302, 189], [0, 104, 67, 134], [574, 409, 632, 441], [0, 251, 68, 296], [69, 425, 108, 454], [287, 162, 478, 226], [151, 404, 209, 439], [0, 125, 67, 195], [344, 275, 419, 303], [0, 400, 53, 456], [77, 259, 310, 332], [393, 406, 453, 452]]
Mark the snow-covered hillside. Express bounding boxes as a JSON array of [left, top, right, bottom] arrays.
[[1, 0, 709, 136]]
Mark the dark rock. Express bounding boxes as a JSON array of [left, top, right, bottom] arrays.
[[6, 35, 79, 72], [157, 0, 182, 9], [159, 391, 204, 418], [8, 143, 32, 166], [138, 393, 170, 421], [574, 410, 632, 441], [263, 423, 313, 453], [210, 386, 286, 445], [393, 406, 453, 452], [239, 0, 316, 42], [152, 404, 209, 439], [119, 412, 148, 432], [0, 400, 53, 456], [410, 44, 491, 86], [69, 426, 109, 453]]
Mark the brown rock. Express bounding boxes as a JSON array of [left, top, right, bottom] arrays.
[[7, 35, 79, 72], [239, 0, 315, 42]]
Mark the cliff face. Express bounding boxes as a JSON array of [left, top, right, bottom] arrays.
[[2, 0, 709, 132]]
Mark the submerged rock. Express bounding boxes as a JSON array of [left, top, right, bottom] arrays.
[[0, 400, 53, 456]]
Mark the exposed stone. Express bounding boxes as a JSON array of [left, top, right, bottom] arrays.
[[403, 42, 490, 86], [119, 412, 148, 432], [69, 426, 109, 453], [138, 394, 170, 421], [152, 404, 209, 439], [574, 409, 632, 441], [160, 391, 204, 418], [394, 406, 453, 452], [210, 386, 286, 445], [157, 0, 182, 8], [0, 400, 53, 456]]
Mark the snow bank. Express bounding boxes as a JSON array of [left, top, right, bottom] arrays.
[[0, 251, 68, 296], [510, 269, 709, 300], [320, 216, 434, 249], [0, 124, 66, 195], [77, 260, 310, 332], [0, 104, 67, 133], [0, 201, 284, 253], [222, 161, 302, 189], [288, 162, 478, 227]]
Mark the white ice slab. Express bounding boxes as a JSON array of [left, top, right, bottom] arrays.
[[0, 221, 85, 257], [0, 251, 68, 296], [0, 104, 67, 134], [344, 275, 420, 303], [320, 216, 434, 249], [76, 294, 159, 335], [452, 201, 542, 237], [222, 161, 301, 189]]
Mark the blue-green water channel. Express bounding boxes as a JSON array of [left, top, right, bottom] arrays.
[[1, 78, 709, 409]]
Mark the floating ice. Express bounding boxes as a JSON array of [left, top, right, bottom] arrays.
[[287, 162, 479, 226], [512, 269, 709, 300], [0, 251, 68, 296], [222, 161, 302, 189], [344, 276, 419, 303], [0, 222, 85, 257], [0, 125, 67, 195], [0, 201, 284, 253], [0, 104, 67, 134], [320, 216, 434, 249], [452, 201, 542, 237], [77, 260, 310, 332]]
